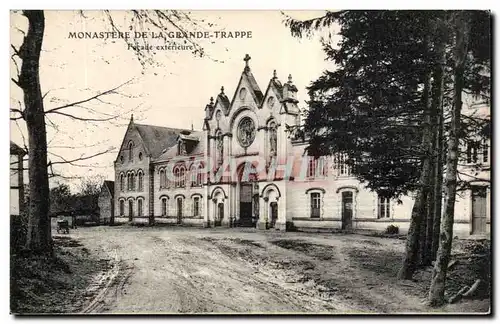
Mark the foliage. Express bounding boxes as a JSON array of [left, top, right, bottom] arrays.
[[285, 10, 490, 199]]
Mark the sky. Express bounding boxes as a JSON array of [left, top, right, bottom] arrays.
[[10, 10, 337, 190]]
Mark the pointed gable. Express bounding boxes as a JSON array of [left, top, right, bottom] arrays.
[[228, 54, 264, 114], [261, 70, 284, 108]]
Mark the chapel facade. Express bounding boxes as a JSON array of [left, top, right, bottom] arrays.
[[112, 56, 490, 236]]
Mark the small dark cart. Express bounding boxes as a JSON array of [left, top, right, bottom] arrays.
[[56, 219, 70, 234]]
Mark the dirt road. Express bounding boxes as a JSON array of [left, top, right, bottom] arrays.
[[71, 226, 490, 314]]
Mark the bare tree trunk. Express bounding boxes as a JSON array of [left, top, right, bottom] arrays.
[[18, 10, 51, 253], [431, 39, 446, 262], [417, 66, 433, 267], [399, 64, 433, 279], [428, 12, 470, 306], [423, 40, 446, 265]]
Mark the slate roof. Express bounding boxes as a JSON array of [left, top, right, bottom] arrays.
[[244, 69, 264, 106], [134, 123, 192, 159]]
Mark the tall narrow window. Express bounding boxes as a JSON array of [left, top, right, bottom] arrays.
[[378, 195, 391, 219], [138, 171, 144, 191], [269, 121, 277, 158], [161, 198, 167, 216], [130, 173, 135, 191], [336, 153, 350, 176], [174, 167, 180, 187], [119, 200, 124, 216], [197, 164, 203, 186], [179, 166, 186, 188], [127, 173, 131, 191], [128, 142, 133, 161], [216, 131, 223, 166], [467, 141, 478, 164], [128, 200, 134, 218], [482, 139, 489, 163], [120, 174, 124, 191], [190, 164, 199, 187], [310, 193, 321, 218], [138, 199, 143, 217], [159, 169, 166, 189], [193, 197, 200, 217], [307, 157, 316, 178]]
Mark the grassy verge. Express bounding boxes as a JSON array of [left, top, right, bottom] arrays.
[[10, 235, 112, 314]]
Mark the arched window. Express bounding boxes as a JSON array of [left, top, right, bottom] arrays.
[[159, 169, 166, 189], [174, 166, 179, 188], [190, 163, 203, 187], [127, 173, 131, 191], [137, 198, 143, 217], [161, 197, 168, 216], [119, 199, 125, 216], [179, 166, 186, 188], [128, 141, 134, 161], [197, 164, 203, 186], [120, 173, 124, 191], [128, 199, 134, 218], [138, 171, 144, 191], [130, 172, 135, 191]]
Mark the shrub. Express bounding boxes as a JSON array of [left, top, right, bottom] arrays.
[[10, 211, 29, 253], [385, 224, 399, 235]]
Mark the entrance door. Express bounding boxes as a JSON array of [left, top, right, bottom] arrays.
[[239, 183, 253, 227], [128, 200, 133, 221], [177, 198, 183, 224], [471, 186, 487, 234], [341, 191, 353, 230], [270, 202, 278, 228], [215, 203, 224, 227]]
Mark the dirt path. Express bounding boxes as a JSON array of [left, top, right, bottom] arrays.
[[71, 226, 489, 314]]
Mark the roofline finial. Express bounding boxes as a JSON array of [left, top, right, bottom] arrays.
[[273, 70, 277, 79], [288, 74, 293, 83], [221, 86, 224, 94], [243, 54, 251, 72], [130, 114, 134, 123]]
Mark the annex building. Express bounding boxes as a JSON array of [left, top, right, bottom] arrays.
[[112, 55, 490, 236]]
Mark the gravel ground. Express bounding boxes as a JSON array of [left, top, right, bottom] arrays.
[[59, 225, 491, 315]]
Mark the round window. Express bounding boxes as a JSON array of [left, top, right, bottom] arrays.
[[237, 116, 256, 148]]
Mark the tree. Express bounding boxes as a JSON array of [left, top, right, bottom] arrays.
[[285, 9, 490, 305], [10, 10, 214, 253], [286, 11, 441, 279], [49, 183, 72, 216], [428, 11, 470, 306]]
